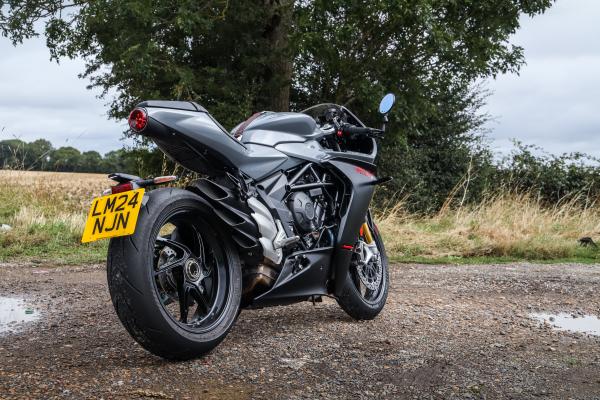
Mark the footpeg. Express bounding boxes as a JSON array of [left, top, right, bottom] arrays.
[[275, 235, 300, 249], [273, 220, 300, 249]]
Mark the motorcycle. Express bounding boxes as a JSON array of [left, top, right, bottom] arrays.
[[81, 93, 396, 360]]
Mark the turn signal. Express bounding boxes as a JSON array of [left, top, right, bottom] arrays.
[[128, 108, 148, 132]]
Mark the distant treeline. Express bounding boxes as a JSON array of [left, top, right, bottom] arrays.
[[0, 138, 161, 174]]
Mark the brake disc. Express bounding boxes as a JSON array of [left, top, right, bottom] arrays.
[[355, 241, 383, 291]]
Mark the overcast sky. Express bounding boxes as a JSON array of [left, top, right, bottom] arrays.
[[0, 0, 598, 156], [482, 0, 600, 157]]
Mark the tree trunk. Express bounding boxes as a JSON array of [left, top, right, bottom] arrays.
[[264, 0, 293, 112]]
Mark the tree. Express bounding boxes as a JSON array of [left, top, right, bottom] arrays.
[[0, 1, 297, 128], [0, 139, 27, 169], [101, 149, 129, 173], [78, 150, 103, 172], [292, 1, 553, 209], [25, 139, 54, 170], [1, 0, 555, 209], [1, 1, 552, 119], [50, 146, 81, 172]]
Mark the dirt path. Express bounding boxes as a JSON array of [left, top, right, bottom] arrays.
[[1, 262, 600, 399]]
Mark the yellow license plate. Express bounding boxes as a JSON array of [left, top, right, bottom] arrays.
[[81, 189, 145, 243]]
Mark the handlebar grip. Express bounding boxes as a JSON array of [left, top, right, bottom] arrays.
[[340, 124, 371, 136], [340, 123, 384, 138]]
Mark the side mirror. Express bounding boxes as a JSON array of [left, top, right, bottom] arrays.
[[379, 93, 395, 115]]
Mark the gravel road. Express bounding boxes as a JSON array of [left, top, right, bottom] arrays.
[[1, 262, 600, 399]]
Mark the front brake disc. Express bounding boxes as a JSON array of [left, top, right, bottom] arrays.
[[354, 241, 383, 291]]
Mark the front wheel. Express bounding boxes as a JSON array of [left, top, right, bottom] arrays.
[[337, 220, 389, 320], [107, 188, 242, 360]]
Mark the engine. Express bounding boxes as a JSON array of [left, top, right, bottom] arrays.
[[288, 191, 322, 233], [287, 185, 333, 249], [242, 163, 339, 305]]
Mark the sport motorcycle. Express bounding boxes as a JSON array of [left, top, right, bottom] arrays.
[[82, 93, 396, 360]]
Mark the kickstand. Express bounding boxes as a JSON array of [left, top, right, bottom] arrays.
[[310, 295, 323, 306]]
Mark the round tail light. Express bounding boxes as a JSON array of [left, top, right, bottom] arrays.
[[128, 108, 148, 132]]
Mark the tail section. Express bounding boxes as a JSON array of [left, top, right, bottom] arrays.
[[133, 101, 248, 176]]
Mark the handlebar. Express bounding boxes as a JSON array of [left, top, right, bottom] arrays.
[[338, 123, 384, 139]]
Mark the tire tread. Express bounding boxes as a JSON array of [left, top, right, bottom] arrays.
[[106, 188, 241, 360]]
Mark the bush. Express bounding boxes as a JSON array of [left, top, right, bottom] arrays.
[[496, 142, 600, 205], [376, 140, 600, 213]]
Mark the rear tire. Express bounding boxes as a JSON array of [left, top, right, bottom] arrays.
[[107, 188, 242, 360], [337, 223, 389, 320]]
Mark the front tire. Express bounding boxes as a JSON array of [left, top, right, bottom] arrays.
[[337, 222, 389, 320], [107, 188, 242, 360]]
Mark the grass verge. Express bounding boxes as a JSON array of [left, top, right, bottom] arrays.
[[377, 191, 600, 264], [0, 170, 598, 265]]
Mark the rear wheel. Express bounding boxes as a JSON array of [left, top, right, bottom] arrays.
[[107, 188, 241, 360], [337, 221, 389, 320]]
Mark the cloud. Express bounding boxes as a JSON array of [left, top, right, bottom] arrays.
[[0, 36, 128, 154], [483, 0, 600, 157]]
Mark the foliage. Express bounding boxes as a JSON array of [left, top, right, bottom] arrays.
[[293, 0, 553, 210], [1, 0, 295, 128], [496, 142, 600, 204], [0, 0, 555, 211]]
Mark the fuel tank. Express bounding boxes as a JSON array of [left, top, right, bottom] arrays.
[[240, 112, 320, 147]]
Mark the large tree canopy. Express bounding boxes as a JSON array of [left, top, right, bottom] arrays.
[[1, 0, 295, 128], [0, 0, 555, 209]]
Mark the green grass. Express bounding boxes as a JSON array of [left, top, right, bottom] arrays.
[[391, 253, 600, 265], [0, 221, 108, 264]]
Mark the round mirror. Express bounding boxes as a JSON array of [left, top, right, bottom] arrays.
[[379, 93, 396, 114]]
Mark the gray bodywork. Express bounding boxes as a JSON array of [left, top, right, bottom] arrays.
[[140, 103, 376, 181]]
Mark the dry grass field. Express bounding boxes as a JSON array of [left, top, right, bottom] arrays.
[[0, 170, 111, 263], [378, 192, 600, 262], [0, 170, 598, 264]]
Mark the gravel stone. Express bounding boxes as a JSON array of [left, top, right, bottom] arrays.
[[1, 262, 600, 399]]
